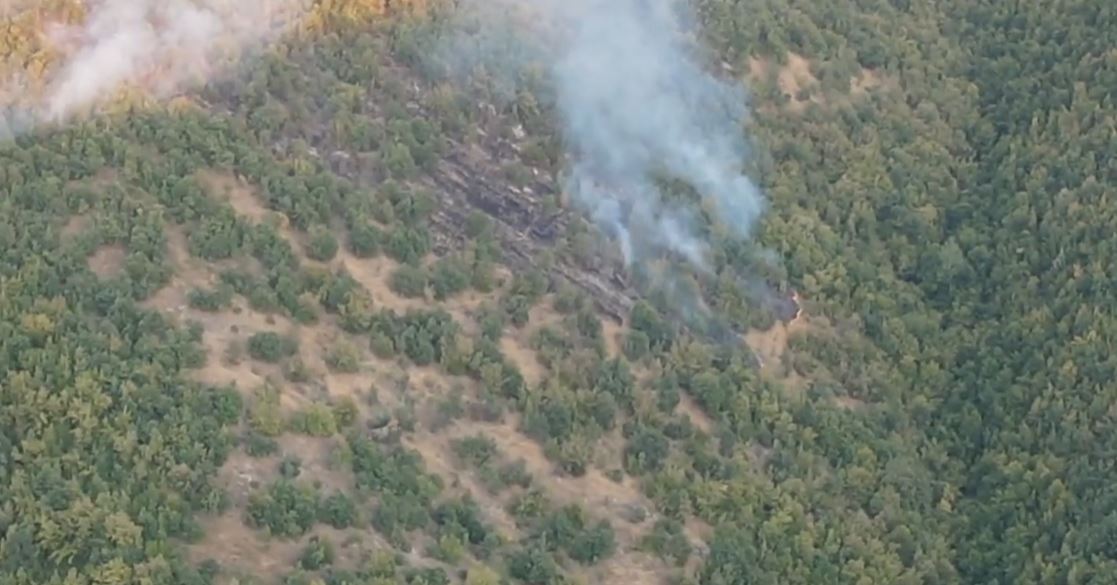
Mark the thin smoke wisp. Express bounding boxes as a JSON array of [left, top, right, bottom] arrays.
[[3, 0, 309, 130], [445, 0, 766, 272]]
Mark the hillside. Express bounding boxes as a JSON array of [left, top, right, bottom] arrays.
[[1, 1, 1115, 585]]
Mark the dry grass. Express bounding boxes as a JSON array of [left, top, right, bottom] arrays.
[[155, 169, 689, 582], [777, 53, 821, 112], [87, 244, 126, 278], [745, 312, 816, 394], [61, 214, 89, 239], [500, 334, 545, 386], [675, 394, 715, 434]]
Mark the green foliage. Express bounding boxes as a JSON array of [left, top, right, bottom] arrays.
[[246, 480, 321, 537], [247, 331, 299, 362], [279, 455, 303, 479], [188, 283, 235, 311], [245, 431, 280, 457], [452, 434, 499, 469], [306, 226, 340, 261], [318, 492, 358, 529], [3, 3, 1114, 583], [250, 385, 286, 437], [430, 256, 470, 300], [299, 535, 336, 570], [389, 264, 428, 298], [289, 403, 339, 437], [325, 340, 362, 373], [348, 222, 382, 258]]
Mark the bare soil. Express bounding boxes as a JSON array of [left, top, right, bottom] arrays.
[[87, 244, 126, 278]]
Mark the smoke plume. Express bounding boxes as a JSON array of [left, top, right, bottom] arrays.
[[2, 0, 308, 130], [441, 0, 766, 273]]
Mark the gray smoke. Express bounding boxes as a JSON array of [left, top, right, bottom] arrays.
[[2, 0, 308, 130], [442, 0, 765, 272]]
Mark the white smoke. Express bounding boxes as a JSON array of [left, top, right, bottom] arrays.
[[3, 0, 309, 128], [439, 0, 766, 273]]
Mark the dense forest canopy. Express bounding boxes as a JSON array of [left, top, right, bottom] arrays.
[[0, 1, 1115, 585]]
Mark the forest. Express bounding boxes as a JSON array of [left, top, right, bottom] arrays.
[[0, 0, 1115, 584]]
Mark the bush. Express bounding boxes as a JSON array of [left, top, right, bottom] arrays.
[[498, 460, 533, 489], [370, 331, 396, 358], [624, 427, 670, 474], [332, 397, 359, 428], [389, 264, 428, 298], [299, 536, 335, 570], [250, 386, 284, 437], [278, 456, 302, 479], [246, 480, 321, 537], [289, 404, 339, 437], [506, 546, 561, 585], [568, 520, 616, 565], [247, 331, 298, 362], [244, 432, 279, 457], [430, 257, 470, 300], [318, 492, 357, 529], [348, 222, 381, 257], [325, 341, 361, 373], [306, 226, 339, 262], [187, 284, 234, 311], [452, 435, 498, 469]]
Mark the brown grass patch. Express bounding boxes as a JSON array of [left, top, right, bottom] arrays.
[[186, 513, 303, 582], [405, 429, 523, 541], [745, 313, 815, 394], [61, 215, 89, 239], [87, 244, 126, 278], [777, 53, 821, 112], [198, 170, 274, 223], [675, 394, 715, 434], [500, 334, 545, 387], [850, 68, 883, 95], [338, 250, 428, 313], [601, 318, 626, 359]]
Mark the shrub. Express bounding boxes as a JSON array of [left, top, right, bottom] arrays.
[[348, 222, 381, 257], [187, 284, 234, 311], [306, 226, 339, 262], [452, 434, 498, 469], [389, 264, 428, 298], [325, 341, 361, 373], [289, 403, 339, 437], [247, 331, 298, 363], [244, 432, 279, 457], [299, 536, 335, 570], [278, 456, 302, 479], [245, 480, 320, 537], [430, 257, 470, 300], [318, 492, 357, 529]]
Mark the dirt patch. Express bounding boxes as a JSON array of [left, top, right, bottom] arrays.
[[277, 434, 354, 493], [87, 244, 126, 278], [601, 318, 625, 359], [405, 429, 523, 541], [777, 52, 821, 111], [745, 312, 815, 394], [570, 551, 667, 585], [198, 170, 274, 223], [675, 394, 715, 434], [187, 514, 377, 582], [500, 335, 545, 387], [850, 68, 883, 96], [747, 56, 769, 80], [338, 251, 428, 313], [61, 215, 89, 239], [186, 513, 302, 582], [834, 395, 867, 412]]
